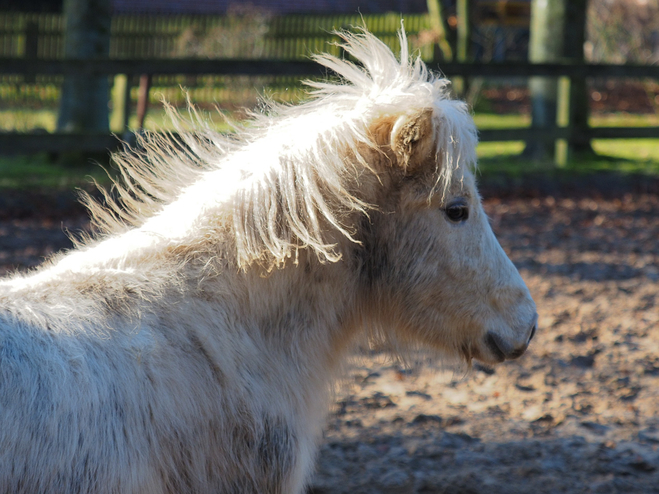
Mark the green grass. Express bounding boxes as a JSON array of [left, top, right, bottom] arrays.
[[476, 137, 659, 174], [134, 106, 239, 133], [474, 112, 659, 177], [473, 113, 529, 159], [477, 147, 659, 177], [476, 139, 659, 178], [473, 113, 531, 129], [591, 139, 659, 163], [0, 110, 58, 133], [0, 154, 109, 190], [590, 113, 659, 127]]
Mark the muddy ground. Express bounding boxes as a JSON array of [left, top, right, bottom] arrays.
[[0, 177, 658, 493]]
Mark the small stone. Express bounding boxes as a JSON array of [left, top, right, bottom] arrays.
[[360, 392, 396, 409], [532, 413, 555, 424], [580, 421, 609, 435], [440, 431, 478, 448], [411, 414, 442, 425], [406, 390, 432, 400], [570, 354, 596, 368]]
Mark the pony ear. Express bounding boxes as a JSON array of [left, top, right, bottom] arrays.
[[390, 108, 436, 173]]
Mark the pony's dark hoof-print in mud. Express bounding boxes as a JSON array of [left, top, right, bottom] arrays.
[[0, 28, 536, 493]]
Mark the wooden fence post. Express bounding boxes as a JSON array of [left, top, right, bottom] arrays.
[[524, 0, 566, 163], [564, 0, 594, 157], [136, 74, 151, 130], [453, 0, 471, 97], [110, 74, 130, 133], [57, 0, 112, 135], [556, 76, 571, 166], [427, 0, 453, 61]]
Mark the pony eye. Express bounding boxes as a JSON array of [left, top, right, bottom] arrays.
[[444, 201, 469, 222]]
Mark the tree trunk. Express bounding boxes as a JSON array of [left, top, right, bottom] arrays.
[[453, 0, 471, 97], [564, 0, 595, 156], [57, 0, 112, 134], [427, 0, 453, 61], [524, 0, 566, 162]]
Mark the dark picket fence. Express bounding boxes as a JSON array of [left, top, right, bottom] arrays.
[[0, 12, 431, 60], [0, 12, 657, 155]]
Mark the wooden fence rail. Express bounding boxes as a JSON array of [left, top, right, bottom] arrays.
[[1, 58, 658, 154], [4, 58, 659, 78], [5, 126, 659, 156]]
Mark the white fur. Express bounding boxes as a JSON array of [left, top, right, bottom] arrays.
[[0, 29, 536, 493]]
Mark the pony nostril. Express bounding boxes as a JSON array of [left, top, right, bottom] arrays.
[[528, 323, 537, 344], [527, 313, 539, 345], [486, 330, 529, 362]]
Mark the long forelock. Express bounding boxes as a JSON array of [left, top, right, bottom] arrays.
[[84, 28, 477, 268], [303, 28, 477, 199]]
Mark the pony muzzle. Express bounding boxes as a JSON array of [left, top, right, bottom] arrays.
[[484, 314, 538, 363]]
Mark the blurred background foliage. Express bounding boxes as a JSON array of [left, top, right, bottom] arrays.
[[0, 0, 658, 183]]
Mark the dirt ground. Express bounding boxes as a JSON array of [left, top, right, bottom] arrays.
[[1, 178, 658, 493]]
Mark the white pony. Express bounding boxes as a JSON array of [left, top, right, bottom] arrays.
[[0, 29, 536, 493]]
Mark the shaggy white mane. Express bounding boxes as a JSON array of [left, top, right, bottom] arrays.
[[86, 28, 477, 269]]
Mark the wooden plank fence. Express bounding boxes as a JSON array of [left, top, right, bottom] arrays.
[[1, 57, 658, 154], [0, 11, 658, 155], [0, 12, 432, 60], [5, 57, 659, 79]]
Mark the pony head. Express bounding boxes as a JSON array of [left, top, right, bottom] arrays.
[[358, 111, 537, 364], [309, 29, 538, 365]]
